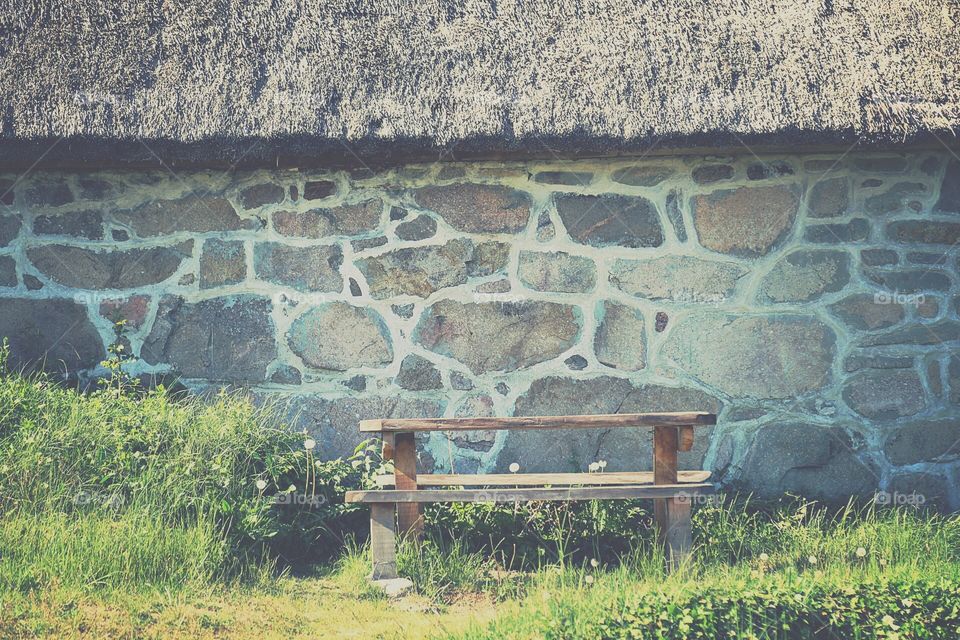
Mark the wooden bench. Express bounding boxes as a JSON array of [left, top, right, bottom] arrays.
[[344, 412, 717, 580]]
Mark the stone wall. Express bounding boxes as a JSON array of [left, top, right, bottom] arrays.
[[0, 151, 958, 505]]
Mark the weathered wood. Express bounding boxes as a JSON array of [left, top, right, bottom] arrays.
[[678, 426, 695, 452], [393, 432, 423, 539], [381, 432, 395, 461], [653, 425, 679, 546], [375, 470, 711, 487], [359, 412, 717, 432], [369, 503, 397, 580], [664, 497, 693, 571], [345, 483, 714, 503]]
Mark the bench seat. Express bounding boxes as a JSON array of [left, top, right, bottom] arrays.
[[346, 482, 714, 503], [373, 470, 711, 487]]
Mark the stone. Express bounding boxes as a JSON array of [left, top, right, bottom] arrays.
[[853, 156, 908, 173], [414, 300, 580, 374], [452, 397, 496, 449], [665, 190, 687, 241], [860, 249, 898, 266], [536, 211, 555, 242], [661, 313, 835, 398], [0, 215, 21, 246], [414, 184, 531, 233], [609, 256, 747, 303], [474, 279, 511, 294], [27, 242, 191, 289], [555, 194, 663, 248], [887, 473, 952, 511], [756, 250, 850, 303], [518, 251, 596, 293], [356, 239, 473, 299], [886, 220, 960, 245], [884, 419, 960, 465], [0, 256, 15, 287], [33, 210, 103, 239], [842, 369, 925, 420], [864, 182, 926, 215], [284, 393, 443, 459], [746, 161, 793, 180], [395, 214, 437, 241], [348, 278, 361, 296], [805, 159, 844, 173], [951, 357, 960, 405], [389, 207, 408, 221], [724, 406, 767, 422], [254, 243, 342, 292], [594, 301, 646, 371], [533, 171, 593, 186], [861, 179, 883, 188], [111, 229, 129, 241], [141, 295, 277, 381], [807, 177, 849, 218], [467, 242, 510, 277], [691, 185, 800, 256], [239, 183, 285, 209], [23, 178, 73, 207], [843, 354, 913, 373], [114, 196, 253, 237], [273, 200, 381, 238], [863, 269, 952, 293], [76, 177, 114, 200], [927, 357, 943, 396], [179, 273, 195, 286], [804, 219, 869, 243], [287, 302, 393, 371], [342, 375, 366, 391], [351, 235, 388, 252], [654, 311, 668, 332], [858, 320, 960, 348], [692, 164, 734, 184], [391, 303, 415, 319], [610, 166, 674, 187], [917, 297, 940, 318], [906, 252, 948, 266], [98, 295, 151, 329], [564, 355, 588, 370], [495, 382, 510, 396], [290, 185, 299, 201], [934, 158, 960, 214], [373, 578, 414, 598], [499, 377, 720, 472], [303, 180, 337, 200], [23, 274, 42, 290], [449, 371, 474, 390], [921, 156, 942, 176], [0, 298, 104, 373], [199, 239, 246, 289], [270, 365, 302, 385], [828, 294, 904, 330], [396, 354, 442, 390], [437, 166, 466, 180], [737, 423, 876, 500]]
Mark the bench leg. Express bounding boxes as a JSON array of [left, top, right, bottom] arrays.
[[664, 497, 692, 571], [394, 432, 424, 541], [652, 425, 678, 552], [370, 503, 398, 580]]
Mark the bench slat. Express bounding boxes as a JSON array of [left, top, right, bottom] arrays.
[[374, 470, 711, 487], [360, 412, 716, 433], [345, 483, 714, 503]]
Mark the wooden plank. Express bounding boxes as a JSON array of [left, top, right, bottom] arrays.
[[375, 470, 711, 487], [664, 497, 692, 572], [381, 432, 395, 462], [678, 426, 695, 452], [653, 425, 679, 546], [345, 483, 714, 503], [369, 503, 397, 580], [393, 432, 423, 539], [359, 412, 717, 432]]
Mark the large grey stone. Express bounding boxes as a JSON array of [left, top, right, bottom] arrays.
[[0, 298, 104, 373], [858, 320, 960, 347], [737, 423, 877, 500], [691, 185, 800, 256], [141, 295, 277, 381], [415, 300, 580, 374], [414, 184, 531, 233], [609, 256, 747, 302], [518, 251, 596, 293], [594, 301, 646, 371], [273, 199, 381, 238], [661, 313, 835, 398], [395, 214, 437, 241], [254, 243, 342, 292], [555, 194, 663, 248], [804, 218, 869, 243], [756, 250, 850, 303], [864, 182, 926, 215], [287, 302, 393, 371], [199, 238, 246, 289], [692, 164, 733, 185], [33, 210, 103, 239], [610, 166, 673, 187], [884, 419, 960, 465], [842, 369, 925, 420], [497, 376, 720, 473], [934, 158, 960, 214], [239, 183, 285, 209], [807, 177, 849, 218], [114, 196, 254, 237], [886, 220, 960, 245], [395, 354, 442, 390], [863, 269, 952, 293], [27, 242, 191, 289], [828, 294, 904, 331]]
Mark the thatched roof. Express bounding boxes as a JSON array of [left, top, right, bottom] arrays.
[[1, 1, 958, 168]]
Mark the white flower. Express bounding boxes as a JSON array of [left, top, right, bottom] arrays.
[[590, 558, 600, 568], [759, 553, 769, 562], [855, 547, 867, 558], [509, 463, 520, 473], [584, 575, 594, 584], [807, 555, 818, 565], [303, 438, 317, 451], [255, 479, 267, 491], [287, 484, 296, 493], [588, 462, 600, 472]]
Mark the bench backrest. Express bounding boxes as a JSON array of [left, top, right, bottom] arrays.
[[359, 411, 716, 432]]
